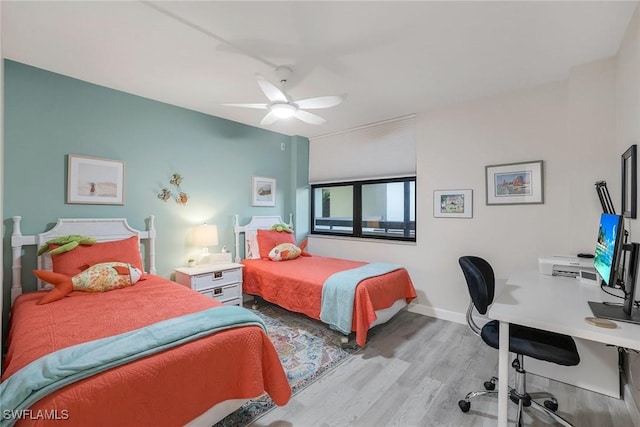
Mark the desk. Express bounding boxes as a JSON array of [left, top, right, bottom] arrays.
[[489, 270, 640, 427]]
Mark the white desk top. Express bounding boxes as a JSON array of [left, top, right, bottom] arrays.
[[489, 270, 640, 351]]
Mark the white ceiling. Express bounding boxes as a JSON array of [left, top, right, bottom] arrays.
[[2, 1, 637, 139]]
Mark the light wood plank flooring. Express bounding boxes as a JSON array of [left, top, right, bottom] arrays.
[[252, 310, 634, 427]]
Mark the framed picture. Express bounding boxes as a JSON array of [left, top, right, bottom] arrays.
[[485, 160, 544, 205], [67, 155, 125, 205], [252, 176, 276, 207], [622, 144, 637, 219], [433, 189, 473, 218]]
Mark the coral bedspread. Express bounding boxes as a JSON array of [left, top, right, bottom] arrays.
[[242, 256, 417, 346], [2, 275, 290, 427]]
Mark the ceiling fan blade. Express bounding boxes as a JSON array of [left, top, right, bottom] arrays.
[[260, 110, 280, 126], [222, 103, 268, 109], [294, 109, 327, 125], [256, 74, 288, 103], [295, 95, 344, 110]]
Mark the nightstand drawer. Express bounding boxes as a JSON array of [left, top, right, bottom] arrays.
[[200, 283, 242, 303], [218, 297, 242, 307], [192, 269, 241, 291]]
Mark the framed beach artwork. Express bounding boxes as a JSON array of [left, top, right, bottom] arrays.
[[433, 189, 473, 218], [67, 155, 125, 205], [485, 160, 543, 205], [252, 176, 276, 207]]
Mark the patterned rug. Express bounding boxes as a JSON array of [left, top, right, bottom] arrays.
[[214, 302, 356, 426]]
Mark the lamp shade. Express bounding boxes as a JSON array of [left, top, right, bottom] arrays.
[[193, 224, 219, 247]]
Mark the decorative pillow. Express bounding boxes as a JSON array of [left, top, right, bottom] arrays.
[[271, 223, 293, 233], [257, 229, 296, 260], [35, 262, 144, 305], [268, 243, 302, 261], [299, 238, 312, 257], [51, 236, 144, 277], [245, 230, 260, 259]]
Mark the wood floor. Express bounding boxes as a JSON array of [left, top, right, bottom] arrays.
[[252, 310, 634, 427]]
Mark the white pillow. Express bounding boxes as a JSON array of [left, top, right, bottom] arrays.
[[245, 230, 260, 259]]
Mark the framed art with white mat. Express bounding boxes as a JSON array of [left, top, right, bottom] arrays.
[[433, 189, 473, 218]]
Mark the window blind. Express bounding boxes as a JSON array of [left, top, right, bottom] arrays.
[[309, 115, 416, 184]]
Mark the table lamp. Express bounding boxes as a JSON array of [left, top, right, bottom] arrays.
[[193, 223, 219, 264]]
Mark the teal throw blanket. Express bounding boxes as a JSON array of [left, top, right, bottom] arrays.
[[320, 262, 402, 335], [0, 305, 265, 427]]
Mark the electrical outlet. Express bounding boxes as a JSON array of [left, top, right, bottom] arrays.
[[281, 142, 285, 151]]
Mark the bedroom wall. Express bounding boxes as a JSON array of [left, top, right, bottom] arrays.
[[309, 58, 621, 323], [1, 60, 309, 334], [616, 3, 640, 416], [309, 6, 639, 412]]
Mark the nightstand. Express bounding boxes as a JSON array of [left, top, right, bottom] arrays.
[[175, 263, 244, 306]]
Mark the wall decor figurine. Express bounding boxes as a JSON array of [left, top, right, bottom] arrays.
[[157, 188, 172, 202], [170, 173, 183, 187], [157, 173, 189, 205], [176, 191, 189, 206]]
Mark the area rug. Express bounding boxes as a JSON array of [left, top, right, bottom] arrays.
[[214, 302, 356, 426]]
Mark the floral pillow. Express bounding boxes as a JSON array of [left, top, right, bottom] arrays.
[[35, 262, 144, 305], [268, 243, 302, 261]]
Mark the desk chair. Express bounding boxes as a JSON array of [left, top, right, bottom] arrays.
[[458, 256, 580, 427]]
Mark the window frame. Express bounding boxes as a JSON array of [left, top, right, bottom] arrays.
[[310, 176, 416, 242]]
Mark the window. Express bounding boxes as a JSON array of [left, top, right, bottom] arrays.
[[311, 177, 416, 242]]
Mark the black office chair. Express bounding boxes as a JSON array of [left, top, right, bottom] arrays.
[[457, 256, 580, 427]]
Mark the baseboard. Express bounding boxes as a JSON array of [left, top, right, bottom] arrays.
[[624, 382, 640, 427], [407, 302, 466, 324]]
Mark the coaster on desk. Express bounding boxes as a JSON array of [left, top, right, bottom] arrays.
[[584, 317, 617, 329]]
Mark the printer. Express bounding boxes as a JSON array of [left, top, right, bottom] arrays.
[[538, 255, 597, 278]]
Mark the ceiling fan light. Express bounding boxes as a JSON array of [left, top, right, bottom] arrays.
[[271, 103, 296, 119]]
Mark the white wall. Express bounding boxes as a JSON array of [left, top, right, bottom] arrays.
[[615, 3, 640, 415], [418, 80, 581, 314], [309, 38, 624, 325], [310, 3, 640, 413], [617, 4, 640, 241], [567, 58, 618, 249]]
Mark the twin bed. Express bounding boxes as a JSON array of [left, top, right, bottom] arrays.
[[234, 215, 417, 347], [2, 214, 416, 426], [2, 216, 290, 427]]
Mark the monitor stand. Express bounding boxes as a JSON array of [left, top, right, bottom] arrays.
[[588, 301, 640, 326]]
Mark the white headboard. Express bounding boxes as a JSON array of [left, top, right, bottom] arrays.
[[10, 216, 157, 305], [233, 214, 293, 263]]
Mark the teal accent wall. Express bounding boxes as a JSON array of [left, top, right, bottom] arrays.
[[2, 60, 309, 328], [291, 135, 311, 241]]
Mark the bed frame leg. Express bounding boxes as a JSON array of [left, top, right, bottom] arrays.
[[340, 334, 358, 350]]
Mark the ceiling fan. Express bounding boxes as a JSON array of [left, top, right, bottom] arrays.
[[224, 66, 344, 126]]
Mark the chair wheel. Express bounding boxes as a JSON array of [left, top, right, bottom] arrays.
[[458, 400, 471, 413], [484, 381, 496, 391], [544, 400, 558, 412]]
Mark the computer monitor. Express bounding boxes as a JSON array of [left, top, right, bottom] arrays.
[[589, 213, 640, 324], [594, 213, 624, 288]]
